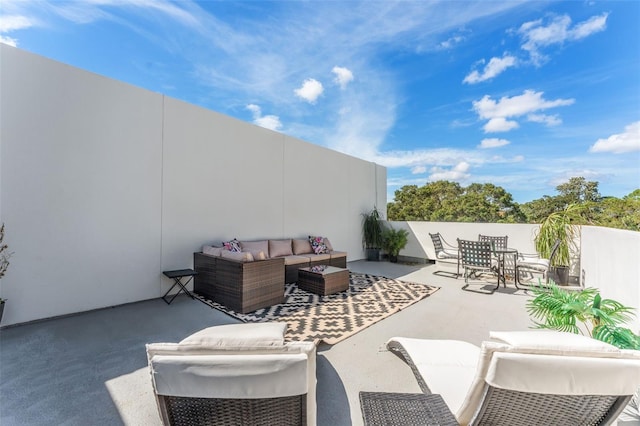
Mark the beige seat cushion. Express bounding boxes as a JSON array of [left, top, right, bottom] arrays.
[[283, 255, 311, 266], [306, 253, 331, 262]]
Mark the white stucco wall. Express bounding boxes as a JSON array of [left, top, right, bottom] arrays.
[[580, 226, 640, 332], [0, 45, 385, 326], [388, 221, 540, 260]]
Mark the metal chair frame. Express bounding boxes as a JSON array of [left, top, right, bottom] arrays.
[[429, 233, 460, 278]]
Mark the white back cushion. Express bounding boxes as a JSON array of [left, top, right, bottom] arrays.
[[151, 353, 308, 398]]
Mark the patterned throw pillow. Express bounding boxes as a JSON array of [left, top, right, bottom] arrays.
[[309, 236, 328, 254], [222, 238, 241, 252]]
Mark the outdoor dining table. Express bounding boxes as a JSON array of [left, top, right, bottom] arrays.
[[494, 247, 518, 287]]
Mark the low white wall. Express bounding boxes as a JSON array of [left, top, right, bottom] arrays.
[[0, 45, 385, 326], [580, 226, 640, 332], [390, 221, 640, 332], [387, 221, 540, 260]]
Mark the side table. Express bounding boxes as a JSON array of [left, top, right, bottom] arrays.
[[162, 269, 198, 305], [359, 392, 459, 426]]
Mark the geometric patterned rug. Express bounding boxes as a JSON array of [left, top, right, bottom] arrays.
[[194, 272, 439, 345]]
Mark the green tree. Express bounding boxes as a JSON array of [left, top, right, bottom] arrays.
[[387, 181, 523, 223], [590, 192, 640, 231], [556, 177, 601, 205], [521, 177, 601, 224]]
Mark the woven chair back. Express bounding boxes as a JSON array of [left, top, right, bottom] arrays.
[[429, 233, 445, 253], [459, 240, 493, 268], [478, 234, 508, 251]]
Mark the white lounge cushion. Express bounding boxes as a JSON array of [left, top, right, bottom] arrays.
[[436, 249, 458, 260], [486, 351, 640, 396], [389, 331, 640, 426], [516, 257, 549, 272], [387, 337, 480, 413], [489, 330, 620, 355], [180, 323, 287, 347], [150, 353, 308, 399]]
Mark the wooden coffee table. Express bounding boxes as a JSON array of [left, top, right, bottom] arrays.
[[297, 265, 349, 295]]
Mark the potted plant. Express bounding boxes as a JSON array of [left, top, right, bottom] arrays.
[[381, 226, 409, 263], [527, 282, 640, 350], [0, 223, 11, 323], [362, 207, 384, 261], [534, 204, 583, 285]]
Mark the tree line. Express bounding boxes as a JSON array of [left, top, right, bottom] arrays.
[[386, 177, 640, 231]]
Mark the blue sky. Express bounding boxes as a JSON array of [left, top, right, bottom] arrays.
[[1, 0, 638, 203]]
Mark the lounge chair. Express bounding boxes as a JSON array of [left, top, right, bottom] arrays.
[[146, 322, 316, 426], [429, 233, 460, 278], [515, 238, 561, 287], [458, 239, 498, 294], [386, 330, 640, 425]]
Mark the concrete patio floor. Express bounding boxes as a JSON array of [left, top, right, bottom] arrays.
[[0, 260, 533, 425]]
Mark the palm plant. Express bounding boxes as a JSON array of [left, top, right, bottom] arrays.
[[534, 203, 584, 267], [381, 227, 409, 262], [527, 282, 640, 350]]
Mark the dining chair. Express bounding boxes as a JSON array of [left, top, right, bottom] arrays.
[[458, 239, 498, 294], [478, 234, 508, 251], [429, 233, 460, 278], [515, 238, 561, 287]]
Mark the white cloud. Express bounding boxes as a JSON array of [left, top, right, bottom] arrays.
[[473, 90, 574, 133], [0, 15, 33, 32], [294, 78, 324, 104], [548, 169, 608, 187], [479, 138, 510, 149], [332, 66, 354, 89], [527, 113, 561, 126], [518, 13, 608, 65], [463, 54, 517, 84], [589, 121, 640, 154], [411, 165, 426, 174], [428, 161, 471, 181], [438, 34, 464, 50], [245, 104, 282, 131], [0, 35, 17, 46], [0, 14, 35, 46], [483, 117, 519, 133]]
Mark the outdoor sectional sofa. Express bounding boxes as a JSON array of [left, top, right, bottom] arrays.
[[193, 237, 347, 313]]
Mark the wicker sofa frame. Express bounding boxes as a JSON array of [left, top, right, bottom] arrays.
[[194, 253, 285, 313], [194, 246, 348, 313]]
